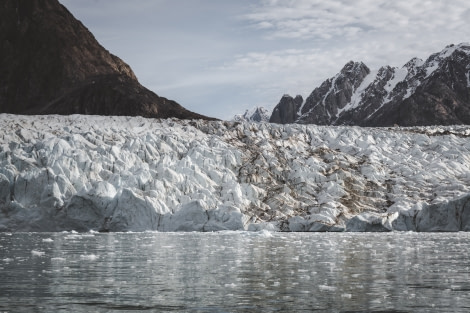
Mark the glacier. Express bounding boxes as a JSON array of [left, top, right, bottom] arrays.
[[1, 114, 470, 232]]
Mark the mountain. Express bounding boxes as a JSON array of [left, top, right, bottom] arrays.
[[233, 107, 270, 122], [269, 95, 303, 124], [0, 0, 210, 119], [1, 115, 470, 232], [271, 43, 470, 126]]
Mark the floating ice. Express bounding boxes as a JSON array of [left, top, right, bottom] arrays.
[[80, 254, 98, 261], [319, 285, 337, 291], [31, 250, 45, 256]]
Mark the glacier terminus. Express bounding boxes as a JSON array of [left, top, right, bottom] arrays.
[[0, 114, 470, 232]]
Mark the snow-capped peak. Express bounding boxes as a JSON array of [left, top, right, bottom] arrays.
[[403, 57, 424, 77], [439, 43, 470, 58], [232, 107, 270, 123], [422, 43, 470, 79], [271, 43, 470, 126]]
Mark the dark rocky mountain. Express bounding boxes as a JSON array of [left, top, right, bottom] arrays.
[[269, 94, 303, 124], [0, 0, 211, 119], [270, 43, 470, 126], [233, 107, 270, 122]]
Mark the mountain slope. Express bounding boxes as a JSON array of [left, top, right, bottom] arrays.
[[271, 43, 470, 126], [0, 0, 210, 119]]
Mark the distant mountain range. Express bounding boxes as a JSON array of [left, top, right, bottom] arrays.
[[269, 43, 470, 126], [232, 107, 270, 122], [0, 0, 211, 120]]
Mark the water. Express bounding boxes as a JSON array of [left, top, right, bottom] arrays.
[[0, 231, 469, 312]]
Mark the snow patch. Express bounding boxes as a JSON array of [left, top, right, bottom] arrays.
[[425, 61, 439, 78], [384, 67, 408, 94], [323, 74, 340, 107], [439, 44, 460, 58], [337, 70, 378, 116], [297, 98, 306, 116]]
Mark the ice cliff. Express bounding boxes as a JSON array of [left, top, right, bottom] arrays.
[[1, 114, 470, 232]]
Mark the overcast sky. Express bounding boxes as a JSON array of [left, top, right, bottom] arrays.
[[60, 0, 469, 120]]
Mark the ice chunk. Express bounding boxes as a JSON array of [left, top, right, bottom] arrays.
[[80, 254, 98, 261], [31, 250, 45, 256]]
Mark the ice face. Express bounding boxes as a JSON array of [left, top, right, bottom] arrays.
[[0, 114, 470, 232]]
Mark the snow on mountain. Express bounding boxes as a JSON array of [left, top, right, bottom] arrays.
[[233, 107, 270, 122], [272, 43, 470, 126], [336, 69, 378, 117], [1, 114, 470, 232], [295, 61, 370, 125]]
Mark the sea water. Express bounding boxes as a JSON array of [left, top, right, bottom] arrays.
[[1, 231, 469, 312]]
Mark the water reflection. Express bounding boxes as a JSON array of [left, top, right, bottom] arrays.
[[1, 232, 470, 312]]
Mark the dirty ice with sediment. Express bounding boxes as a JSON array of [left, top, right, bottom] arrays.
[[1, 114, 470, 232]]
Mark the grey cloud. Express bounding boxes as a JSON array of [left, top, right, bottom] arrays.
[[244, 0, 470, 40]]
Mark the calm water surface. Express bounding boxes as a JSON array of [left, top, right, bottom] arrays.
[[0, 231, 469, 312]]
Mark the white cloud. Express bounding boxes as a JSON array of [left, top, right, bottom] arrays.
[[226, 0, 470, 111], [244, 0, 470, 41]]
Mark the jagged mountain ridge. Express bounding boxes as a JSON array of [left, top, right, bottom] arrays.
[[233, 107, 270, 122], [0, 0, 210, 120], [271, 43, 470, 126]]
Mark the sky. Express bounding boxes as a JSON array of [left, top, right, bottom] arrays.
[[59, 0, 470, 120]]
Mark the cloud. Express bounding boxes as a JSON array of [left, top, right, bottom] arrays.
[[244, 0, 470, 41], [229, 0, 470, 106]]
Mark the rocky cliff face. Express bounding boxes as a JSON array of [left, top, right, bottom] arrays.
[[271, 43, 470, 126], [269, 95, 303, 124], [0, 0, 210, 119], [297, 61, 370, 125]]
